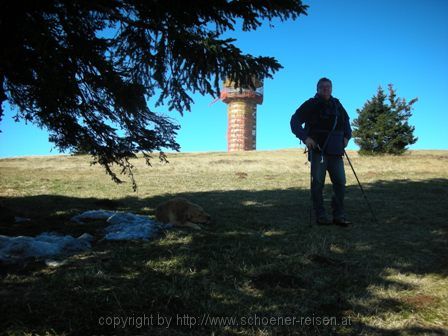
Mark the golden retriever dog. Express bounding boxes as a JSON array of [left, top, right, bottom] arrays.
[[155, 197, 211, 230]]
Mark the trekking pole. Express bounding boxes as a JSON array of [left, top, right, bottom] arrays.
[[343, 150, 378, 224], [308, 148, 313, 227], [303, 146, 313, 227]]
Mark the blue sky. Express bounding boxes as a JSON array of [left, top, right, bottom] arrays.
[[1, 0, 447, 157]]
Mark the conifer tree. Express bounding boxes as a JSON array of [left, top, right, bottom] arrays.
[[352, 84, 417, 155], [0, 0, 307, 190]]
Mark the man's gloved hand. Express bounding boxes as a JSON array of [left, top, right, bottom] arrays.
[[305, 137, 317, 150], [344, 137, 349, 148]]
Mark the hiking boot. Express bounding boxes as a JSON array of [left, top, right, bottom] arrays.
[[316, 216, 332, 225], [333, 217, 352, 227]]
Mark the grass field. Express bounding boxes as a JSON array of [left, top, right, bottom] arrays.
[[0, 149, 447, 335]]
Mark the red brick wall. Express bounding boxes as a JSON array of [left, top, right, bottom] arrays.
[[227, 100, 257, 151]]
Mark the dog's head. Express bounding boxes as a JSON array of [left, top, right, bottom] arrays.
[[187, 204, 211, 224]]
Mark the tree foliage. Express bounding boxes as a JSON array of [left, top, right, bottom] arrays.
[[0, 0, 307, 190], [352, 84, 417, 155]]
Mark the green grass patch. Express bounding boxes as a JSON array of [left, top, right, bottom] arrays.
[[0, 150, 447, 335]]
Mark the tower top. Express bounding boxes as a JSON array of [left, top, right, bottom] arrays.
[[220, 77, 264, 104]]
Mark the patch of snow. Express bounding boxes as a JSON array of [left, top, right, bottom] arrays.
[[78, 233, 94, 242], [0, 232, 93, 262], [70, 210, 116, 223], [1, 210, 173, 263], [72, 210, 172, 241], [104, 212, 171, 240]]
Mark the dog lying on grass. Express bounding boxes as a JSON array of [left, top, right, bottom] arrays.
[[155, 197, 211, 230]]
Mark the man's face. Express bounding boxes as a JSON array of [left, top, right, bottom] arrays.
[[317, 81, 332, 100]]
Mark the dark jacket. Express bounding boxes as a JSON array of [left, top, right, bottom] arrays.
[[290, 94, 352, 156]]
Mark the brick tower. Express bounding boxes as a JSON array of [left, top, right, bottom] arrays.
[[220, 78, 263, 151]]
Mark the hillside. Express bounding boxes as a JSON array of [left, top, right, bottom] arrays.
[[0, 149, 447, 335]]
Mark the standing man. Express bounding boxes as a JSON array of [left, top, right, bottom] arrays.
[[290, 78, 352, 226]]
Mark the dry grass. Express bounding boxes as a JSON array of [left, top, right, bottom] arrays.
[[0, 149, 447, 335]]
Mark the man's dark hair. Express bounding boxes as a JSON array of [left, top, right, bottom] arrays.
[[317, 77, 332, 90]]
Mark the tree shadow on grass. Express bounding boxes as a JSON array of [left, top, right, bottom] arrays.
[[0, 178, 447, 335]]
